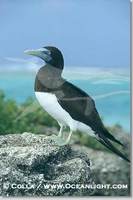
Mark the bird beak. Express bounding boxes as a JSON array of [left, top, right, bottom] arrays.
[[24, 49, 39, 56], [24, 48, 52, 62]]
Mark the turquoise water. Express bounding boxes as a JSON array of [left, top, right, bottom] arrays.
[[0, 69, 130, 132]]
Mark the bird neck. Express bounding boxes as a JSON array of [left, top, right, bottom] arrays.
[[44, 64, 63, 77], [34, 64, 64, 92]]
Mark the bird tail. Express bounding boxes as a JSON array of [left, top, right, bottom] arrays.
[[96, 133, 130, 163], [102, 128, 125, 147]]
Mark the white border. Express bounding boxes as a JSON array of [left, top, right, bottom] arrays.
[[0, 1, 132, 200]]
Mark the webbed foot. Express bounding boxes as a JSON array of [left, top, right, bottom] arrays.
[[49, 135, 67, 146]]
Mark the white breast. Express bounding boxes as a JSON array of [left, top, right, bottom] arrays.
[[35, 91, 95, 137], [35, 92, 76, 129]]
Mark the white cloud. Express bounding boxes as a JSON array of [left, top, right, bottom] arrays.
[[5, 57, 29, 63], [0, 57, 43, 72]]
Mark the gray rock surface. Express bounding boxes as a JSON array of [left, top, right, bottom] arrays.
[[73, 145, 130, 196], [0, 132, 130, 197], [0, 133, 93, 197]]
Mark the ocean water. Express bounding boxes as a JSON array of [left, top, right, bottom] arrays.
[[0, 68, 130, 132]]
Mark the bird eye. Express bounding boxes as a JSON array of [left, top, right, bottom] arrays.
[[47, 51, 51, 55]]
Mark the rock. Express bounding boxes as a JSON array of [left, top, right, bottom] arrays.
[[73, 145, 130, 196], [111, 128, 130, 156], [0, 133, 93, 197]]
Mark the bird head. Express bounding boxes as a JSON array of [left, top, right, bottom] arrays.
[[24, 46, 64, 70]]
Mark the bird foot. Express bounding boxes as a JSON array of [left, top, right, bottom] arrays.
[[49, 135, 68, 146]]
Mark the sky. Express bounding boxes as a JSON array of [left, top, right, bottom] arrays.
[[0, 0, 130, 68]]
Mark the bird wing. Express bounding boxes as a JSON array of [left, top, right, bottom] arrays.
[[56, 80, 105, 133], [56, 81, 124, 145], [56, 81, 130, 162]]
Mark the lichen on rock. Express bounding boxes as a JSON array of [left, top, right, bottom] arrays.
[[0, 132, 93, 196]]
